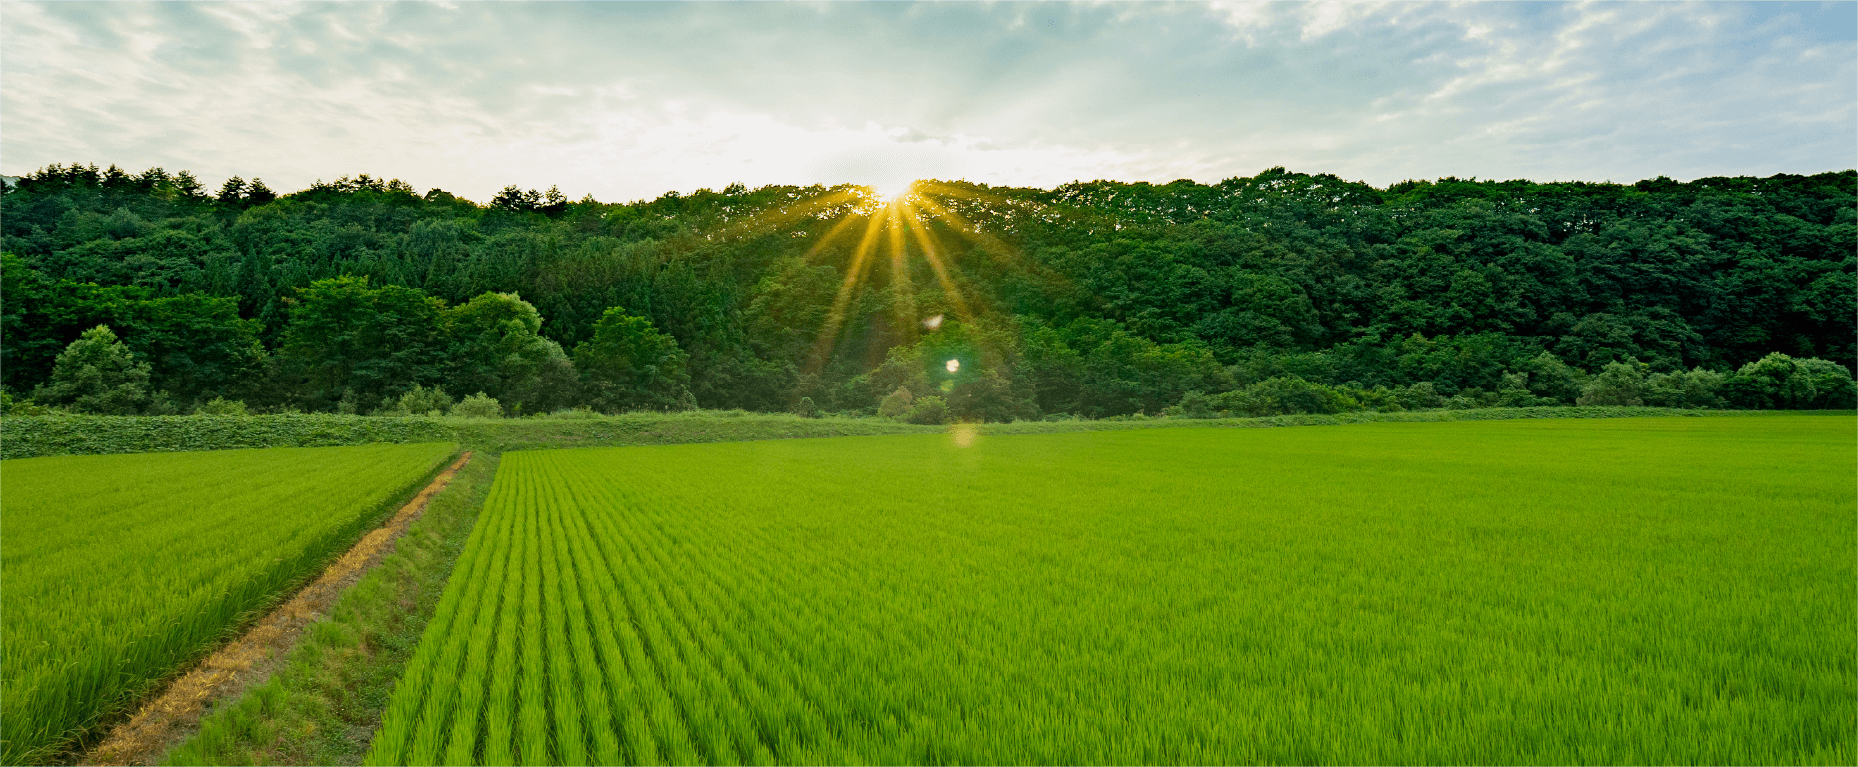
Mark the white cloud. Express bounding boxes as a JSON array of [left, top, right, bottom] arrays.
[[2, 1, 1850, 202]]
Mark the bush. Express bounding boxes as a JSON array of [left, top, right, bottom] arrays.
[[1643, 368, 1726, 408], [1721, 353, 1856, 409], [374, 385, 454, 416], [1577, 359, 1647, 406], [877, 386, 915, 419], [534, 406, 601, 420], [905, 396, 950, 425], [2, 390, 57, 417], [1347, 384, 1407, 412], [1219, 377, 1360, 417], [1515, 351, 1588, 404], [1166, 378, 1372, 418], [1165, 390, 1219, 419], [452, 392, 503, 419], [0, 414, 455, 459], [1395, 382, 1445, 410], [793, 396, 822, 418], [194, 397, 250, 416]]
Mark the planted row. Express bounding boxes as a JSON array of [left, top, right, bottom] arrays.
[[0, 442, 457, 765], [372, 418, 1853, 764]]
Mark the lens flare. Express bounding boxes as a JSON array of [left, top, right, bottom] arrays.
[[949, 422, 979, 448], [946, 359, 960, 373]]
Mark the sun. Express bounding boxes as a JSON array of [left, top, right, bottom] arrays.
[[872, 178, 916, 203], [700, 177, 1028, 375]]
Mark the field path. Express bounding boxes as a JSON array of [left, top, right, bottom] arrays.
[[82, 451, 474, 767]]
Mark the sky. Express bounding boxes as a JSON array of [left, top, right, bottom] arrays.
[[3, 1, 1853, 203]]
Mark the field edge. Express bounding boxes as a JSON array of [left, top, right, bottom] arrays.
[[156, 452, 502, 766]]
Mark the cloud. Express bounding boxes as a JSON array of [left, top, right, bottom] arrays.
[[2, 1, 1850, 202]]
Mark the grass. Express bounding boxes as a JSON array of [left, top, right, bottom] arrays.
[[5, 405, 1835, 460], [0, 443, 457, 766], [159, 452, 500, 766], [367, 416, 1852, 764]]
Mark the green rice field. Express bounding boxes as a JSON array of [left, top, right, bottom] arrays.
[[367, 416, 1854, 764], [0, 442, 458, 765]]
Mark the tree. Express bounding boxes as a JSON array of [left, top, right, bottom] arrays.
[[245, 178, 276, 206], [574, 306, 690, 412], [1212, 376, 1359, 417], [448, 292, 577, 414], [1576, 359, 1647, 406], [948, 371, 1037, 422], [279, 276, 451, 412], [216, 176, 247, 205], [1643, 368, 1726, 408], [1722, 353, 1857, 409], [491, 185, 542, 213], [377, 384, 453, 416], [1513, 351, 1587, 404], [31, 325, 151, 414], [905, 395, 950, 424], [453, 391, 504, 418], [877, 386, 914, 418]]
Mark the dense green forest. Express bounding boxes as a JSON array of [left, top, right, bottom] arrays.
[[3, 162, 1853, 420]]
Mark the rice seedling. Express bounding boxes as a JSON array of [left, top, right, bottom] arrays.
[[369, 417, 1854, 764], [0, 442, 457, 765]]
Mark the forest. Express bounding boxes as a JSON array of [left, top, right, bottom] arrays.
[[3, 163, 1853, 420]]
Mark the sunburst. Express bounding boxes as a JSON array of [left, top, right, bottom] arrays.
[[702, 178, 1033, 375]]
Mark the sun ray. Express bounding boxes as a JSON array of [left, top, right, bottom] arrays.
[[899, 204, 974, 324], [911, 194, 1019, 266], [806, 209, 889, 373], [884, 202, 919, 343], [717, 178, 1079, 379], [711, 188, 862, 242], [801, 212, 866, 260]]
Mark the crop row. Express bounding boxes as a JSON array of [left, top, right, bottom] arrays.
[[369, 419, 1854, 764], [0, 442, 457, 765]]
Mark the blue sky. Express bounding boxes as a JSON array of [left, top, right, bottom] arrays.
[[3, 1, 1852, 202]]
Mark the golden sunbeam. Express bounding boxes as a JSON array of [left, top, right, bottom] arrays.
[[884, 203, 919, 340], [801, 212, 865, 259], [711, 188, 861, 242], [729, 177, 1062, 380], [899, 204, 974, 323], [912, 194, 1018, 266], [805, 210, 888, 373]]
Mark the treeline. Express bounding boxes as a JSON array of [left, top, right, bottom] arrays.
[[3, 162, 1853, 420]]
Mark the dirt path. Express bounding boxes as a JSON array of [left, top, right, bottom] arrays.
[[83, 451, 474, 767]]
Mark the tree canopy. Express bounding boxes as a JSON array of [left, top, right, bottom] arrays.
[[4, 163, 1852, 417]]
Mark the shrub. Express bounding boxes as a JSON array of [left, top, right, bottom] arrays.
[[375, 385, 454, 416], [1165, 390, 1219, 419], [877, 386, 915, 419], [194, 397, 250, 416], [452, 392, 503, 419], [794, 396, 822, 418], [1577, 359, 1647, 406], [1395, 382, 1445, 410], [1720, 353, 1855, 410], [535, 406, 601, 420], [906, 396, 950, 425], [1218, 377, 1360, 417], [1643, 368, 1726, 408]]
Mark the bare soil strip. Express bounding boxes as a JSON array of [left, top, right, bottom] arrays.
[[83, 451, 474, 767]]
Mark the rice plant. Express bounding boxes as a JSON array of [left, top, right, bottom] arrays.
[[369, 417, 1854, 764], [0, 442, 457, 765]]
